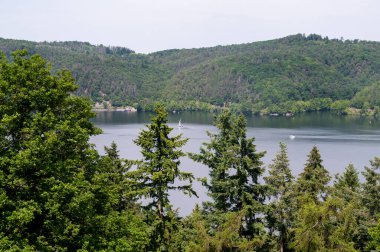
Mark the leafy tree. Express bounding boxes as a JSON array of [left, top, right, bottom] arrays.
[[296, 146, 331, 203], [0, 50, 148, 251], [132, 104, 196, 250], [264, 142, 295, 252], [3, 35, 380, 113], [0, 50, 97, 250]]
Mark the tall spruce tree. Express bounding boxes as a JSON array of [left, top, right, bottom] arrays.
[[334, 164, 360, 196], [369, 216, 380, 251], [264, 142, 295, 252], [331, 164, 373, 251], [190, 110, 235, 212], [333, 163, 361, 203], [358, 157, 380, 250], [362, 157, 380, 217], [92, 142, 150, 251], [190, 111, 266, 242], [133, 104, 196, 250], [296, 146, 330, 202], [292, 198, 357, 252]]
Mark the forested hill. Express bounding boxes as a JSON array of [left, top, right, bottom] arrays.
[[1, 34, 380, 113]]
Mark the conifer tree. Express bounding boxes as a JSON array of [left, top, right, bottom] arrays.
[[362, 157, 380, 217], [133, 104, 196, 250], [352, 157, 380, 250], [92, 144, 151, 251], [296, 146, 330, 202], [264, 142, 295, 252], [98, 141, 135, 211], [333, 163, 360, 203], [190, 111, 266, 242], [369, 216, 380, 251], [331, 163, 372, 250], [292, 198, 357, 252], [191, 110, 235, 212]]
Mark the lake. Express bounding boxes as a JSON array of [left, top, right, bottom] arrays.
[[91, 111, 380, 216]]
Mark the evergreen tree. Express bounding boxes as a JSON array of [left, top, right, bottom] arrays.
[[264, 142, 295, 252], [99, 141, 144, 211], [332, 163, 371, 251], [369, 216, 380, 251], [362, 157, 380, 217], [190, 110, 235, 212], [333, 163, 360, 202], [176, 206, 261, 252], [296, 146, 330, 203], [190, 111, 266, 245], [292, 198, 357, 252], [133, 104, 196, 250], [79, 144, 150, 251]]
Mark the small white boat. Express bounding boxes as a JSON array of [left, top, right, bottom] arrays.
[[289, 135, 295, 140], [178, 119, 183, 129]]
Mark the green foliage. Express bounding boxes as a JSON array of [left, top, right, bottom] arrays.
[[264, 143, 295, 251], [0, 51, 149, 251], [2, 35, 380, 112], [352, 81, 380, 109], [0, 50, 95, 250], [333, 164, 360, 202], [296, 146, 331, 203], [1, 49, 380, 251], [362, 157, 380, 217], [292, 198, 357, 252], [332, 164, 373, 251], [369, 216, 380, 251], [331, 100, 351, 115], [190, 110, 267, 248], [174, 205, 264, 252], [132, 104, 196, 250]]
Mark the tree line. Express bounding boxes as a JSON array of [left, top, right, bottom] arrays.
[[0, 51, 379, 251], [2, 34, 380, 114]]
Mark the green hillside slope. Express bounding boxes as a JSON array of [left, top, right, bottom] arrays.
[[1, 34, 380, 113]]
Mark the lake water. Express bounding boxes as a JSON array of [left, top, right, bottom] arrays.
[[91, 111, 380, 216]]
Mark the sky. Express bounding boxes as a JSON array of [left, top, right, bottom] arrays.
[[0, 0, 379, 53]]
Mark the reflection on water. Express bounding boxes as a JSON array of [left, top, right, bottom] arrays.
[[91, 111, 380, 216], [93, 110, 379, 130]]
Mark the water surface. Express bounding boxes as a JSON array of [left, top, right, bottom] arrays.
[[91, 111, 380, 215]]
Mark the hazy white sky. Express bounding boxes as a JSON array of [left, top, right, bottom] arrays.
[[0, 0, 378, 53]]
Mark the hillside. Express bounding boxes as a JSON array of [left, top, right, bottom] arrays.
[[1, 34, 380, 113]]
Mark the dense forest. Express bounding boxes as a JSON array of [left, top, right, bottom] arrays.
[[0, 51, 379, 251], [1, 34, 380, 114]]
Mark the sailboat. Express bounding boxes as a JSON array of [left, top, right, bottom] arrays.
[[178, 119, 183, 129]]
